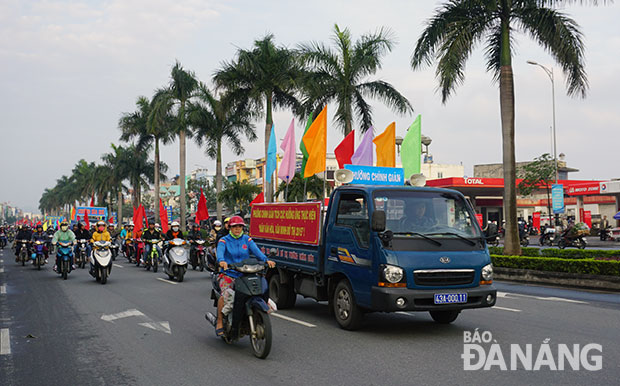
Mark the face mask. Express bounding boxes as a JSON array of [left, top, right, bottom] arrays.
[[172, 227, 179, 232], [98, 226, 105, 232], [61, 226, 68, 231]]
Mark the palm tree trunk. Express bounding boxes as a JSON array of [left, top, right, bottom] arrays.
[[154, 137, 160, 221], [179, 129, 187, 231], [265, 93, 273, 202], [500, 65, 520, 255], [216, 140, 223, 220], [117, 190, 123, 225]]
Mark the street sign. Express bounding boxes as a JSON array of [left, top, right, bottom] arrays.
[[76, 206, 108, 222], [551, 184, 564, 214], [111, 212, 118, 224], [344, 165, 405, 186], [165, 206, 172, 223]]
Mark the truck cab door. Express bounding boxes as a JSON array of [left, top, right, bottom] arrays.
[[325, 191, 374, 307]]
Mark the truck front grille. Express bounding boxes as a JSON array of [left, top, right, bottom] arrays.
[[413, 269, 475, 286]]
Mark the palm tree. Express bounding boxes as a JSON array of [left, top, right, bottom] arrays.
[[218, 180, 262, 215], [299, 24, 413, 136], [213, 35, 302, 202], [189, 84, 257, 220], [275, 173, 327, 202], [101, 144, 131, 224], [119, 95, 175, 220], [410, 0, 588, 255], [156, 61, 199, 231], [70, 159, 98, 204]]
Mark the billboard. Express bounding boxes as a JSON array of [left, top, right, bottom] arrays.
[[250, 202, 321, 245]]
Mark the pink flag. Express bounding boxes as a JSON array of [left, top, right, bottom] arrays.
[[277, 118, 296, 184], [351, 127, 374, 166]]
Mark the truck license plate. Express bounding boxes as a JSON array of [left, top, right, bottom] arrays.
[[434, 293, 467, 304]]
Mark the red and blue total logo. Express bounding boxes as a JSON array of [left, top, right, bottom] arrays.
[[601, 183, 607, 191]]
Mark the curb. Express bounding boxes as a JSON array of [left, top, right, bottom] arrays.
[[494, 267, 620, 292]]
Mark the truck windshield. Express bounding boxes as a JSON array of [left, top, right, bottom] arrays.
[[373, 190, 482, 239]]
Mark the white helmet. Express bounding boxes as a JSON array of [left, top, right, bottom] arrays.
[[213, 220, 222, 227], [171, 221, 180, 227], [129, 221, 134, 227]]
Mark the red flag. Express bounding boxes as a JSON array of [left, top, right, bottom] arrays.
[[77, 215, 81, 224], [142, 205, 148, 228], [195, 189, 209, 224], [36, 221, 42, 226], [334, 130, 355, 169], [134, 205, 144, 233], [84, 212, 90, 229], [108, 216, 114, 224], [250, 192, 265, 206], [159, 199, 169, 233], [89, 194, 94, 207]]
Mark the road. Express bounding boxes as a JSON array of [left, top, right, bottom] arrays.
[[1, 246, 619, 386], [501, 235, 620, 250]]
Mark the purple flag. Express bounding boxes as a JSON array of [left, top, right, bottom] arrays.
[[277, 119, 296, 183], [350, 127, 374, 166]]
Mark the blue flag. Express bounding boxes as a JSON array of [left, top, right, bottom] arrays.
[[266, 124, 276, 183]]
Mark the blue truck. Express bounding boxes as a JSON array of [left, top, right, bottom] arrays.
[[252, 185, 496, 330]]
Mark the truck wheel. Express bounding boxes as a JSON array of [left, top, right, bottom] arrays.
[[429, 310, 460, 324], [333, 280, 363, 330], [269, 274, 296, 309]]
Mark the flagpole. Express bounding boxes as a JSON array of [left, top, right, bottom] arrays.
[[303, 179, 307, 202], [285, 180, 289, 202]]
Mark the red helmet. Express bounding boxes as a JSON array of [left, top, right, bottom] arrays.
[[228, 216, 245, 227]]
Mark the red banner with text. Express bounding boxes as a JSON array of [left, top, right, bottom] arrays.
[[250, 202, 321, 245], [532, 212, 541, 231]]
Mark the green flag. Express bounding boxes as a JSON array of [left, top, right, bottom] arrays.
[[299, 112, 314, 178], [401, 114, 421, 178]]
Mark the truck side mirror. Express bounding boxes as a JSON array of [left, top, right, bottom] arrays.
[[371, 210, 386, 232]]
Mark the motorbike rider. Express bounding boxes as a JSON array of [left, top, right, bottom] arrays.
[[15, 225, 33, 262], [51, 221, 77, 271], [74, 222, 92, 258], [209, 220, 222, 245], [215, 216, 275, 336], [31, 224, 49, 264], [215, 217, 230, 245], [120, 222, 134, 256], [90, 221, 111, 274], [164, 221, 184, 255], [142, 221, 162, 264]]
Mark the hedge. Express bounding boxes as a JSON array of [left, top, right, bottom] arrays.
[[491, 255, 620, 277], [488, 246, 620, 260]]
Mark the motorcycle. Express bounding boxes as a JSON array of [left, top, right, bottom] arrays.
[[17, 240, 30, 266], [90, 240, 113, 284], [599, 226, 613, 241], [539, 227, 556, 246], [163, 238, 188, 282], [31, 240, 46, 270], [134, 238, 145, 266], [75, 239, 89, 269], [558, 234, 587, 249], [206, 246, 217, 272], [7, 232, 15, 243], [143, 239, 160, 272], [205, 258, 274, 359], [124, 239, 135, 262], [109, 237, 120, 260], [0, 232, 7, 249], [190, 239, 207, 271], [56, 241, 74, 280], [485, 234, 500, 247], [519, 233, 530, 247]]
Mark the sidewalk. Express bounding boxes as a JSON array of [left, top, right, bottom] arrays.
[[505, 235, 620, 250]]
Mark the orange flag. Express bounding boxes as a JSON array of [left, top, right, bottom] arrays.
[[302, 106, 327, 178], [373, 122, 396, 167]]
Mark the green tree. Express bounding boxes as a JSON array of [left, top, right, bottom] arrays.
[[156, 61, 199, 230], [299, 24, 412, 136], [213, 35, 301, 202], [411, 0, 589, 255], [275, 173, 328, 202], [101, 144, 132, 224], [218, 180, 261, 215], [189, 84, 257, 219], [518, 153, 556, 225]]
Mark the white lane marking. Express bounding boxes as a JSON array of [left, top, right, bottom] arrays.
[[101, 309, 145, 322], [271, 312, 316, 328], [493, 306, 522, 312], [497, 291, 587, 304], [1, 328, 10, 355], [0, 285, 5, 294], [156, 278, 178, 285], [139, 321, 171, 334], [113, 264, 123, 268]]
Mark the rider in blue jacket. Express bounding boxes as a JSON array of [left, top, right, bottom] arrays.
[[215, 216, 275, 336]]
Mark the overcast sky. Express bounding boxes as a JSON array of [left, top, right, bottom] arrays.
[[2, 0, 619, 213]]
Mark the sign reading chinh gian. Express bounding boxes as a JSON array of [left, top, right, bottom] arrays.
[[250, 202, 321, 245], [551, 184, 565, 214], [75, 206, 108, 221], [344, 165, 405, 186]]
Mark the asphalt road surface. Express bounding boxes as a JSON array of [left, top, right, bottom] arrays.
[[1, 246, 619, 386]]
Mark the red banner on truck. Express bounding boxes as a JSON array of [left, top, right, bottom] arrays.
[[250, 202, 321, 245]]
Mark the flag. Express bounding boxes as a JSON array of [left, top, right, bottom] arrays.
[[132, 206, 137, 226], [89, 194, 94, 207], [84, 213, 90, 229], [77, 215, 81, 225], [142, 205, 149, 228], [351, 127, 374, 166], [195, 189, 209, 224], [265, 124, 277, 183], [334, 130, 355, 169], [401, 115, 422, 178], [159, 199, 169, 233], [250, 192, 265, 206], [373, 122, 396, 167], [43, 221, 48, 231], [70, 206, 76, 221], [134, 205, 144, 233], [302, 106, 327, 178], [278, 119, 296, 184], [299, 113, 314, 177], [108, 217, 114, 224]]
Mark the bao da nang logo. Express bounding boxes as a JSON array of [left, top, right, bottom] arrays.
[[461, 329, 602, 371]]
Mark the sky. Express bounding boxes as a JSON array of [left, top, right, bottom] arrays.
[[1, 0, 619, 214]]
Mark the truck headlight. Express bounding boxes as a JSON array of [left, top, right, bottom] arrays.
[[383, 265, 404, 284], [481, 263, 493, 281]]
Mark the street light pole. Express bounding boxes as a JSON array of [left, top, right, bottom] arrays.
[[527, 60, 558, 184]]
